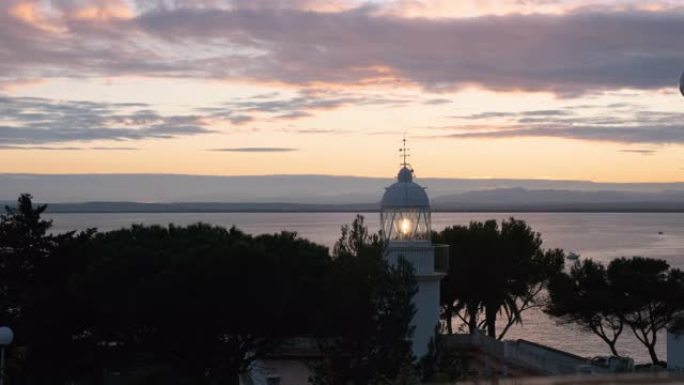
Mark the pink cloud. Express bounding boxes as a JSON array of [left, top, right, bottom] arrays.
[[1, 3, 683, 95]]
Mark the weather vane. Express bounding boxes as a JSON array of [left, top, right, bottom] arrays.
[[399, 136, 410, 168]]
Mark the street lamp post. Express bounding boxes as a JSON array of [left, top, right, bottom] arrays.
[[0, 327, 14, 385]]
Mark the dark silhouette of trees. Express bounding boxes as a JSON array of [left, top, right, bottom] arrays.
[[434, 221, 496, 336], [546, 256, 684, 364], [0, 194, 96, 384], [0, 194, 53, 324], [311, 215, 417, 385], [434, 218, 564, 339], [608, 257, 684, 364], [545, 259, 627, 356], [418, 326, 470, 383], [0, 197, 420, 384], [77, 224, 331, 384]]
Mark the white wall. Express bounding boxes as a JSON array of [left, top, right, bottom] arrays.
[[413, 277, 441, 358], [387, 243, 444, 359], [668, 330, 684, 370], [504, 339, 587, 374]]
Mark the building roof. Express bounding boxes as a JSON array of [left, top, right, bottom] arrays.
[[380, 166, 430, 209]]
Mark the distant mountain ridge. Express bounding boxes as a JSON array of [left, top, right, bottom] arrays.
[[432, 187, 684, 206], [34, 199, 684, 213], [18, 187, 680, 213], [2, 174, 683, 206]]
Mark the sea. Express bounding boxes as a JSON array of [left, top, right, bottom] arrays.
[[47, 212, 684, 364]]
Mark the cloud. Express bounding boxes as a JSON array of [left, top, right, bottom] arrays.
[[441, 124, 684, 144], [2, 4, 684, 94], [210, 147, 297, 152], [377, 0, 683, 18], [227, 115, 254, 125], [0, 89, 388, 146], [284, 128, 350, 134], [620, 149, 657, 155], [227, 89, 411, 113], [0, 95, 213, 144], [441, 106, 684, 144], [423, 98, 452, 105], [0, 145, 137, 151], [197, 89, 413, 125], [458, 109, 572, 120], [274, 111, 313, 120]]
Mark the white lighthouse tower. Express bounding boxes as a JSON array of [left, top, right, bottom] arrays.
[[380, 140, 449, 358]]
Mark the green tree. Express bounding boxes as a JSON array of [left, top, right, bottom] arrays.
[[434, 218, 563, 339], [545, 259, 627, 356], [253, 231, 331, 335], [0, 194, 96, 384], [433, 221, 495, 335], [78, 223, 330, 384], [0, 194, 53, 324], [547, 256, 684, 364], [418, 326, 470, 383], [608, 257, 684, 364], [311, 215, 417, 385]]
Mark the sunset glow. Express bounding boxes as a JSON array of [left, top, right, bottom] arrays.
[[1, 0, 683, 182]]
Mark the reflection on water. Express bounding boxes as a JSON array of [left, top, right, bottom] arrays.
[[47, 212, 684, 363]]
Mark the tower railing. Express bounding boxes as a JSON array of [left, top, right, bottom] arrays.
[[386, 243, 449, 274], [433, 244, 450, 273]]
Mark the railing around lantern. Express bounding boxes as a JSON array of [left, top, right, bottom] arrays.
[[433, 244, 449, 273], [386, 242, 449, 275]]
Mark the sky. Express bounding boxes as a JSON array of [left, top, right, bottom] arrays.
[[1, 0, 683, 182]]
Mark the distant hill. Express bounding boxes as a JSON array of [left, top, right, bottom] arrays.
[[1, 173, 683, 205], [41, 201, 379, 213], [27, 191, 684, 214], [431, 188, 684, 211]]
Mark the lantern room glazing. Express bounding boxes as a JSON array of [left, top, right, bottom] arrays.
[[380, 166, 431, 243]]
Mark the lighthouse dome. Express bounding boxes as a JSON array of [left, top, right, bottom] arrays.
[[381, 167, 430, 209]]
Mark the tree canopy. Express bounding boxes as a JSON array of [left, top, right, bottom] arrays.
[[434, 218, 564, 339], [546, 256, 684, 364], [545, 259, 627, 356], [608, 257, 684, 364], [75, 224, 333, 383], [0, 198, 419, 385], [310, 215, 417, 385], [0, 194, 95, 383]]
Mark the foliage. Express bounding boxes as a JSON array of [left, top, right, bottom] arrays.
[[0, 194, 336, 384], [434, 218, 564, 339], [331, 214, 385, 258], [0, 197, 425, 385], [418, 327, 470, 383], [546, 256, 684, 364], [76, 224, 330, 384], [0, 193, 54, 324], [0, 194, 95, 384], [545, 259, 627, 356], [607, 257, 684, 364], [310, 215, 417, 385]]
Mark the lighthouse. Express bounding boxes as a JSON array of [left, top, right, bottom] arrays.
[[380, 141, 449, 358]]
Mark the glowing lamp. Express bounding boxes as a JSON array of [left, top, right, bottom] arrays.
[[399, 218, 413, 235], [380, 166, 431, 243]]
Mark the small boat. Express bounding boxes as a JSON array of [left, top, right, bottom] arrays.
[[566, 252, 579, 261], [658, 231, 664, 235]]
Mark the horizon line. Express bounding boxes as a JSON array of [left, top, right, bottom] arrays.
[[1, 172, 683, 184]]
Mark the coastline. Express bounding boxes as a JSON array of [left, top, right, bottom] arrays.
[[38, 202, 684, 214]]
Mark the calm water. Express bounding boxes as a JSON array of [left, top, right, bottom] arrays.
[[47, 212, 684, 363]]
